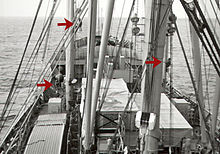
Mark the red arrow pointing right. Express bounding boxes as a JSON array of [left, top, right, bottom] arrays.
[[145, 57, 162, 68], [37, 79, 53, 92], [57, 18, 73, 30]]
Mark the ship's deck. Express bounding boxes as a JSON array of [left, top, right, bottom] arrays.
[[81, 78, 192, 148]]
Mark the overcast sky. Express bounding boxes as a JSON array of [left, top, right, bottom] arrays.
[[0, 0, 187, 18]]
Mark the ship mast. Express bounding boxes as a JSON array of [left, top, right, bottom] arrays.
[[189, 23, 208, 145], [90, 0, 115, 137], [141, 0, 171, 153], [84, 0, 97, 152], [66, 0, 75, 111]]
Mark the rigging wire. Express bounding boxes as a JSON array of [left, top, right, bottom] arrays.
[[3, 0, 87, 125], [199, 0, 212, 111], [193, 0, 220, 58], [1, 5, 88, 150], [0, 0, 61, 133], [0, 0, 44, 123], [153, 0, 174, 46], [1, 0, 87, 137], [18, 3, 88, 118], [108, 0, 126, 63], [42, 0, 54, 64], [29, 49, 39, 93], [43, 0, 51, 26], [180, 0, 220, 77], [174, 21, 215, 150], [185, 14, 195, 76], [204, 0, 220, 112], [201, 46, 211, 112], [1, 0, 60, 115], [209, 0, 220, 27], [42, 25, 51, 63]]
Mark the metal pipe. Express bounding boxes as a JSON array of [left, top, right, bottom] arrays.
[[84, 0, 97, 151], [90, 0, 115, 136]]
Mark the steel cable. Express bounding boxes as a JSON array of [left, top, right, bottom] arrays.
[[1, 0, 44, 125]]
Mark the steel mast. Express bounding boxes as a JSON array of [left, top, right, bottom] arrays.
[[84, 0, 97, 152], [90, 0, 115, 137], [141, 0, 171, 153], [66, 0, 75, 111]]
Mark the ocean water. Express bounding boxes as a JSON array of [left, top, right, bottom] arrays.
[[0, 17, 218, 138]]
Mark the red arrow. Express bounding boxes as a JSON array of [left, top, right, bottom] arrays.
[[145, 56, 162, 68], [37, 79, 53, 92], [57, 18, 73, 30]]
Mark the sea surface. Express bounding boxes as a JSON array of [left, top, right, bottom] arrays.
[[0, 17, 218, 139]]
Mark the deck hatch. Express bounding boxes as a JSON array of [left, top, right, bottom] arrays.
[[24, 113, 67, 154]]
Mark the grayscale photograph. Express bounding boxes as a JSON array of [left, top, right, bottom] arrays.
[[0, 0, 219, 153]]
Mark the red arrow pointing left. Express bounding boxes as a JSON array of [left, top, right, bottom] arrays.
[[37, 79, 53, 92], [57, 18, 73, 30]]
